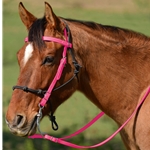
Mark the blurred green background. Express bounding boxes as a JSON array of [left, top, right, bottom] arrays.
[[3, 0, 150, 150]]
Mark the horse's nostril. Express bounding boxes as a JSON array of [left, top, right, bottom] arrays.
[[14, 114, 26, 128], [16, 115, 23, 124]]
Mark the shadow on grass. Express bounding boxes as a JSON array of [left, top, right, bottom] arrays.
[[3, 124, 126, 150]]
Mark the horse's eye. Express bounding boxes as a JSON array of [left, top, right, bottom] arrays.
[[42, 56, 54, 65]]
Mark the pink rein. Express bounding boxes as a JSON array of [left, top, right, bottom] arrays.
[[26, 28, 149, 148], [29, 86, 150, 148]]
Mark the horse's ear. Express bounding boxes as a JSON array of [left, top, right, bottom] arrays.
[[18, 2, 37, 29], [44, 2, 60, 28]]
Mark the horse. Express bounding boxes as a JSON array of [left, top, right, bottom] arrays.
[[5, 2, 150, 150]]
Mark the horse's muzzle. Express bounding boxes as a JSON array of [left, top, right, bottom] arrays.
[[5, 115, 37, 137]]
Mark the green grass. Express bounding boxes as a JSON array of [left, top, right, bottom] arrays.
[[3, 0, 150, 150]]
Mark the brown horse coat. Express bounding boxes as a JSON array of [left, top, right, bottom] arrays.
[[6, 2, 150, 150]]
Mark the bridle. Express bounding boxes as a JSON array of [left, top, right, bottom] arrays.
[[12, 22, 149, 149], [13, 23, 81, 130]]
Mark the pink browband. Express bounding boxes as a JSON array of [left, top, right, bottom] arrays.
[[25, 36, 72, 48], [26, 27, 149, 148]]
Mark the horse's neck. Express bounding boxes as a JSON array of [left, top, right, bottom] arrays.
[[69, 21, 150, 124], [69, 23, 116, 111], [71, 23, 105, 107]]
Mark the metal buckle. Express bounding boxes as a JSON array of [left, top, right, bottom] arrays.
[[36, 104, 45, 136]]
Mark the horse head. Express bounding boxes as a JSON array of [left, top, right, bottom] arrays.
[[6, 2, 80, 137]]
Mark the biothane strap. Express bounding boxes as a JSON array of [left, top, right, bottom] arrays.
[[29, 86, 150, 148]]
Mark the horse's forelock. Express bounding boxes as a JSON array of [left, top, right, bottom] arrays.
[[28, 17, 47, 50]]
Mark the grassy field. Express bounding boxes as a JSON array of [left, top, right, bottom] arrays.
[[3, 0, 150, 150]]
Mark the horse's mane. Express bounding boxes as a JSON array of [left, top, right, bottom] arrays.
[[28, 16, 150, 50], [65, 18, 150, 49], [65, 18, 149, 39]]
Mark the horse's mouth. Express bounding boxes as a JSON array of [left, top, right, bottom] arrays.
[[6, 116, 37, 137], [26, 116, 37, 136]]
